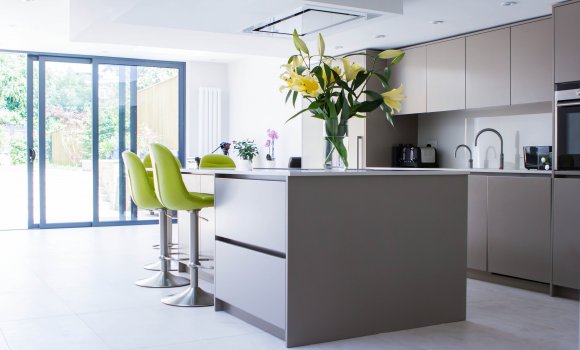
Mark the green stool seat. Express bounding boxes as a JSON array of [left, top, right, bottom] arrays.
[[199, 154, 236, 169], [149, 143, 215, 307], [122, 151, 189, 288]]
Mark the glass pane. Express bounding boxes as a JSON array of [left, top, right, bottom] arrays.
[[136, 66, 179, 158], [97, 64, 179, 222], [44, 61, 92, 223], [0, 53, 28, 229], [97, 65, 131, 221]]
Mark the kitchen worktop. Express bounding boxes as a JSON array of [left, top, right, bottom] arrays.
[[182, 167, 550, 176], [182, 168, 469, 177]]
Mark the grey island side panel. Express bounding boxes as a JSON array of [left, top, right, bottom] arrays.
[[285, 174, 468, 347]]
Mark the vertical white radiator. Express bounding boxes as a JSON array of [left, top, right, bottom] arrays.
[[198, 87, 222, 156]]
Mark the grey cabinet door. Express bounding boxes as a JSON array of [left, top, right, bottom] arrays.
[[466, 28, 511, 109], [511, 19, 553, 104], [390, 46, 426, 114], [553, 178, 580, 289], [487, 176, 551, 283], [427, 38, 466, 112], [555, 2, 580, 83], [215, 241, 286, 329], [467, 175, 487, 271]]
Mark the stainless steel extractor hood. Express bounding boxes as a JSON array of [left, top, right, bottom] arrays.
[[244, 7, 367, 36]]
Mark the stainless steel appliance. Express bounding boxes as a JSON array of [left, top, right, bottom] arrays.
[[523, 146, 552, 170], [393, 144, 419, 167], [555, 84, 580, 170]]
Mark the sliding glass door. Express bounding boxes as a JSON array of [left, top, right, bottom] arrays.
[[25, 54, 185, 228], [39, 57, 93, 226]]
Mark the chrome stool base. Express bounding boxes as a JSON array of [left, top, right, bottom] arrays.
[[161, 286, 213, 307], [143, 260, 179, 271], [135, 271, 189, 288]]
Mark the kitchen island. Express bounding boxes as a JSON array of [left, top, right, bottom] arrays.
[[182, 168, 468, 348]]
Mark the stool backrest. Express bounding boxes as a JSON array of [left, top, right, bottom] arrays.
[[121, 151, 163, 210], [149, 143, 191, 211], [200, 154, 236, 169]]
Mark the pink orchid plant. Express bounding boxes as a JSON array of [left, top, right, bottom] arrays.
[[265, 129, 279, 161]]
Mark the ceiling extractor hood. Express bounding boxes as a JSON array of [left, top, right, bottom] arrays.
[[243, 0, 403, 37]]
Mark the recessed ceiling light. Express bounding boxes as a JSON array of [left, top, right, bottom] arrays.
[[21, 0, 35, 2], [375, 34, 386, 39], [501, 1, 518, 6], [431, 20, 445, 25], [335, 45, 343, 49]]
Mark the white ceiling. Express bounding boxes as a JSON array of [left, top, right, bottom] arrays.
[[0, 0, 563, 62]]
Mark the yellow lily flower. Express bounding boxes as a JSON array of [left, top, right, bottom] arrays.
[[293, 74, 322, 97], [381, 84, 406, 113], [378, 49, 403, 59], [340, 58, 365, 81]]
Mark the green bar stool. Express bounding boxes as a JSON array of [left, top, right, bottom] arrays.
[[122, 151, 189, 288], [199, 154, 236, 169], [150, 143, 215, 307], [143, 153, 181, 271]]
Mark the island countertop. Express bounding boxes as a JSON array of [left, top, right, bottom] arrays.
[[181, 167, 469, 177]]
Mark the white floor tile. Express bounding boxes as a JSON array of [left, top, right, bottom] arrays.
[[79, 305, 260, 349], [141, 332, 287, 350], [0, 289, 74, 322], [0, 315, 110, 350], [0, 330, 9, 350]]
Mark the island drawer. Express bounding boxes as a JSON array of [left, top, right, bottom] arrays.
[[215, 178, 286, 253], [215, 241, 286, 330]]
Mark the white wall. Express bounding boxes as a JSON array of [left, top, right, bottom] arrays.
[[418, 102, 552, 169], [226, 56, 302, 167], [186, 61, 229, 160]]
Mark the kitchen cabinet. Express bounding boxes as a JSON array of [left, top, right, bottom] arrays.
[[555, 1, 580, 83], [426, 38, 466, 112], [511, 19, 553, 104], [390, 46, 426, 114], [487, 176, 551, 283], [553, 177, 580, 289], [347, 51, 418, 168], [467, 175, 487, 271], [466, 28, 511, 109]]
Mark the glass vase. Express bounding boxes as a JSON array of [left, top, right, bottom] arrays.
[[324, 136, 349, 170]]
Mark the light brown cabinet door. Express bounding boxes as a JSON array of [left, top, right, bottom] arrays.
[[553, 178, 580, 289], [467, 175, 487, 271], [390, 46, 426, 114], [487, 176, 551, 283], [555, 2, 580, 83], [427, 38, 466, 112], [466, 28, 511, 109], [511, 19, 553, 104]]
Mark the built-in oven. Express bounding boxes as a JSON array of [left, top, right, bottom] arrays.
[[555, 83, 580, 171]]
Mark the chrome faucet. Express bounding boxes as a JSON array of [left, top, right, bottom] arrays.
[[474, 128, 504, 170], [454, 144, 473, 169]]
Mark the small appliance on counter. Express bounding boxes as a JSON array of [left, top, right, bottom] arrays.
[[523, 146, 552, 170], [419, 144, 438, 168], [393, 144, 438, 168]]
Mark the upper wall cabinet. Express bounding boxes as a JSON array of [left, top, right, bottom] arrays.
[[511, 19, 553, 104], [426, 38, 466, 113], [555, 2, 580, 83], [390, 46, 426, 114], [466, 28, 511, 109]]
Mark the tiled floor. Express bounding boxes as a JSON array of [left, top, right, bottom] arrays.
[[0, 225, 577, 350]]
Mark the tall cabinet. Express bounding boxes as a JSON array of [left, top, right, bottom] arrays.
[[554, 1, 580, 83], [347, 51, 418, 168]]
